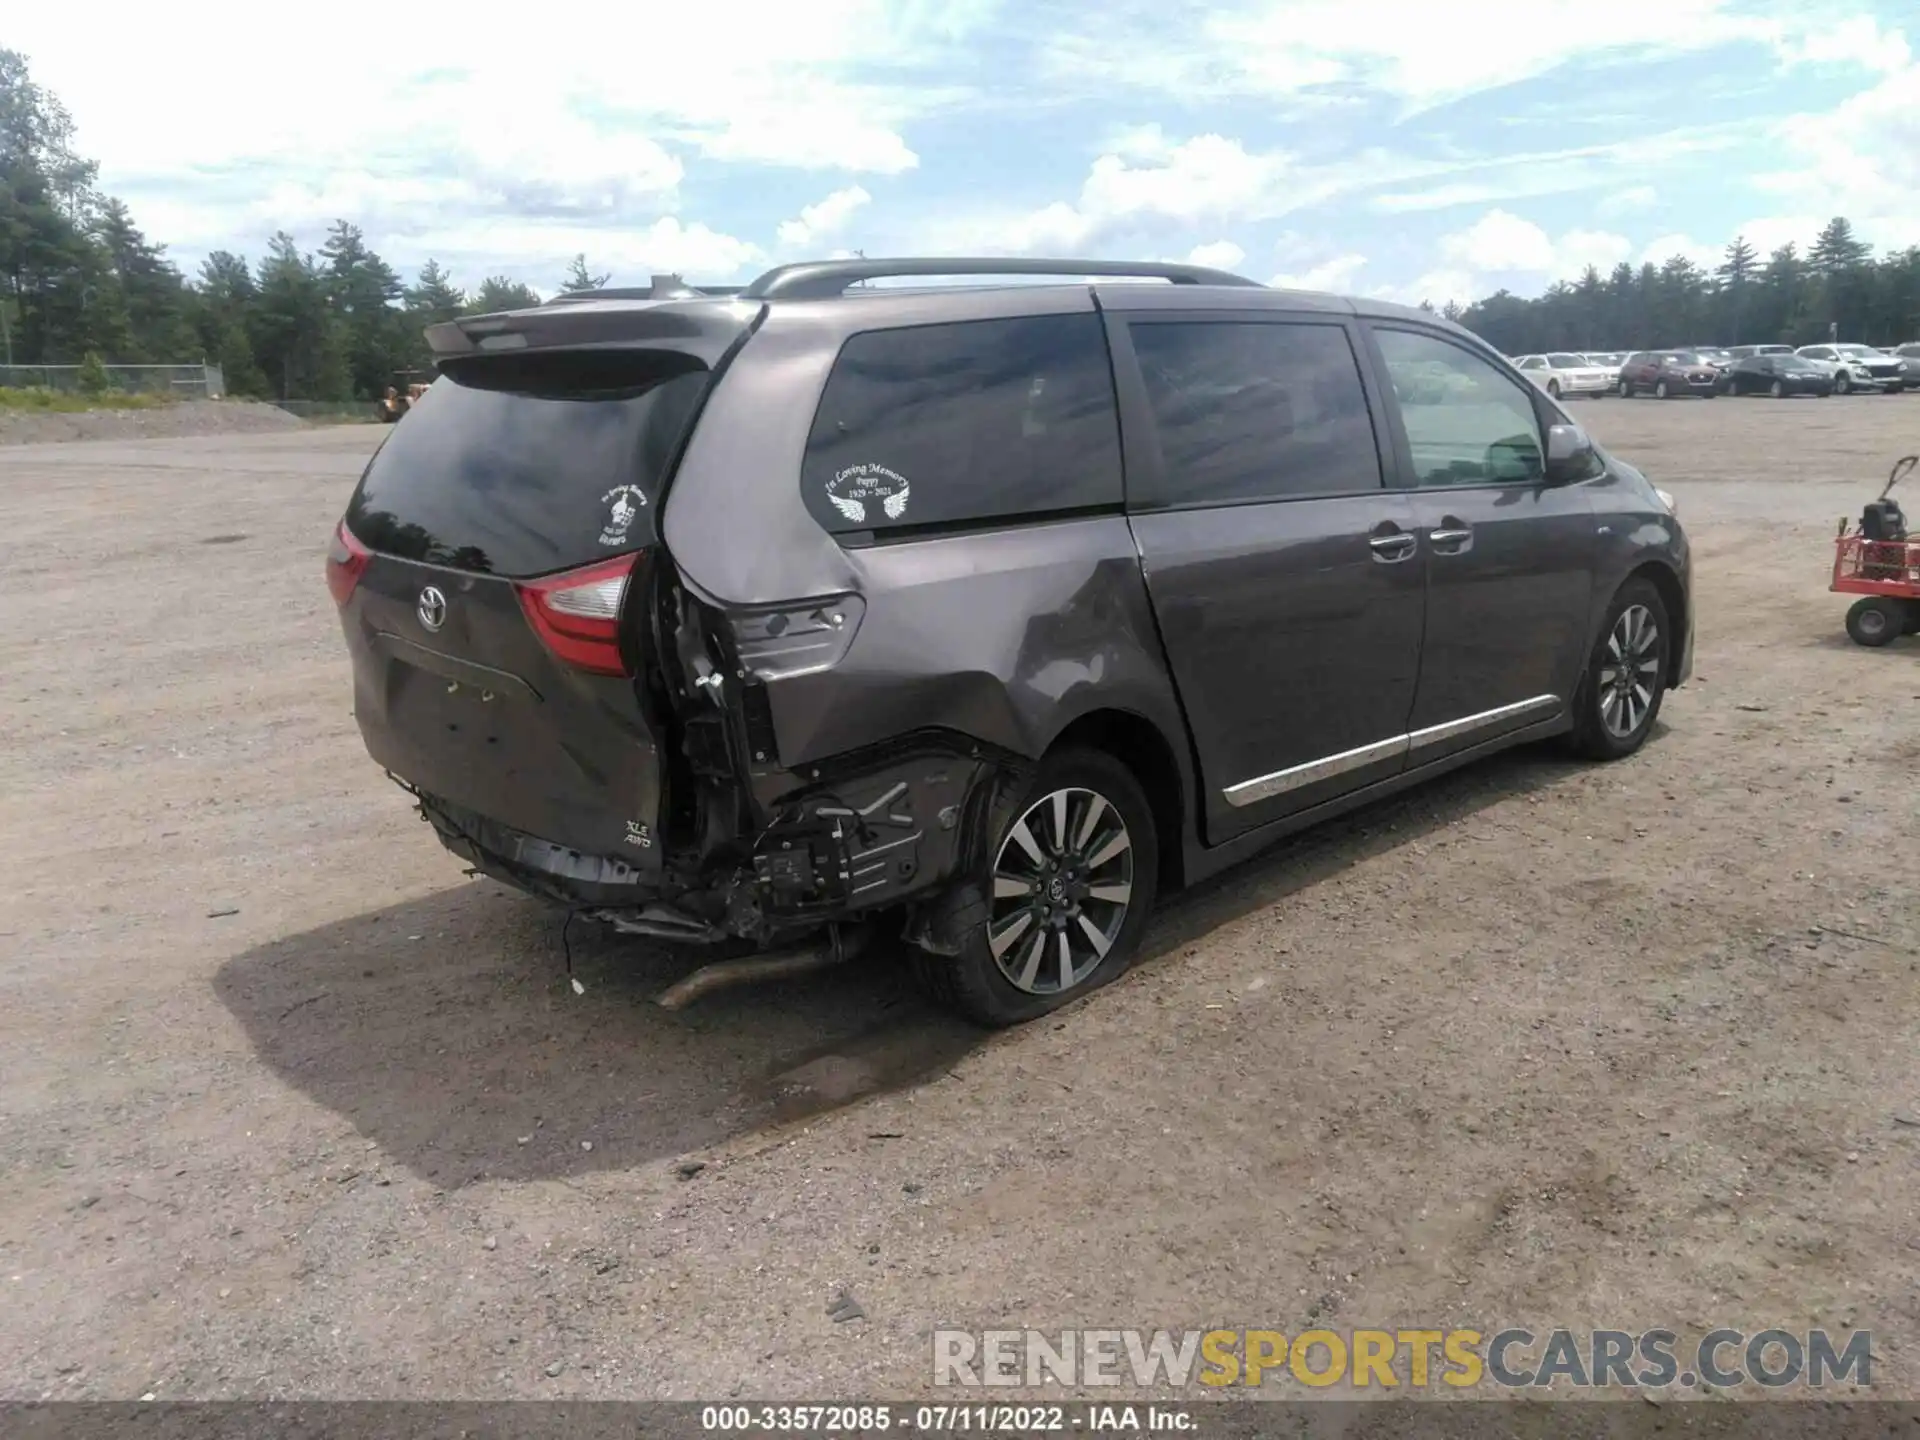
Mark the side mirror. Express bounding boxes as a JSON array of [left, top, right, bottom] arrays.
[[1545, 421, 1599, 483]]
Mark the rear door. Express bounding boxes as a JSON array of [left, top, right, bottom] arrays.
[[1364, 324, 1596, 761], [1113, 312, 1424, 844], [336, 349, 719, 865]]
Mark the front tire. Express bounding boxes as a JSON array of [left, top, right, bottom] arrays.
[[1845, 597, 1902, 647], [1548, 380, 1561, 399], [1566, 579, 1671, 760], [1654, 379, 1671, 399], [1618, 379, 1633, 398], [1834, 371, 1852, 395], [1770, 380, 1785, 398], [912, 748, 1159, 1027]]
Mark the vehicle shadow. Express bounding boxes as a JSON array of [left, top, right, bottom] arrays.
[[1132, 739, 1597, 966], [214, 739, 1594, 1188]]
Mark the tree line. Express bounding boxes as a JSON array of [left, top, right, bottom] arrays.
[[2, 48, 609, 400], [1441, 220, 1920, 357]]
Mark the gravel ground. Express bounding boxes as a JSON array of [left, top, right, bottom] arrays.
[[0, 399, 305, 447], [1, 398, 1917, 1402]]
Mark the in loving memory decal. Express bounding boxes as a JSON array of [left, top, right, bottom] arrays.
[[825, 463, 911, 524]]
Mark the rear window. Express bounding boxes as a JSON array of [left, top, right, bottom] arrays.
[[346, 354, 709, 577], [800, 314, 1121, 537]]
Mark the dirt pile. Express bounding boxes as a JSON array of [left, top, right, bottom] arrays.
[[0, 399, 308, 447]]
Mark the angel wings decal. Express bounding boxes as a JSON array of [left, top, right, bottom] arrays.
[[824, 464, 911, 525]]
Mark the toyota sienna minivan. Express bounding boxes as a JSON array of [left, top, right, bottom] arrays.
[[327, 258, 1692, 1025]]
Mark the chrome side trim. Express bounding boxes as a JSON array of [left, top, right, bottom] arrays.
[[1221, 694, 1562, 809], [1223, 734, 1409, 808], [1405, 693, 1561, 752]]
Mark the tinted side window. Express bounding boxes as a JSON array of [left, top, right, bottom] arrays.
[[1128, 320, 1383, 506], [801, 314, 1121, 536], [1374, 328, 1544, 488]]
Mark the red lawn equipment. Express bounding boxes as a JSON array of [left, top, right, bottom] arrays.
[[1832, 453, 1919, 647]]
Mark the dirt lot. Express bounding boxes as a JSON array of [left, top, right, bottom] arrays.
[[2, 396, 1917, 1402]]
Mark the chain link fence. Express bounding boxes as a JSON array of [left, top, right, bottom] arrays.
[[0, 363, 226, 397]]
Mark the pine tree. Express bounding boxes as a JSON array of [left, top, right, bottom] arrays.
[[560, 254, 609, 292], [469, 276, 541, 313], [96, 198, 191, 362], [1715, 236, 1758, 342], [1808, 217, 1871, 277]]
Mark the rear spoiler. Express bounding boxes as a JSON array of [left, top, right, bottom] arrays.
[[424, 290, 759, 368]]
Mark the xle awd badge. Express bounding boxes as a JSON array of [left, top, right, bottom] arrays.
[[417, 586, 447, 632]]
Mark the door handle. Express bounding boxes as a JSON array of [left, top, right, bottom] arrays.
[[1428, 519, 1473, 553], [1368, 529, 1417, 563]]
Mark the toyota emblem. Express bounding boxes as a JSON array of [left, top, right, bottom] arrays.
[[417, 586, 447, 631]]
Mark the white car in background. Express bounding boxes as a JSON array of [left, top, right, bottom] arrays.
[[1581, 351, 1625, 385], [1796, 343, 1908, 394], [1513, 352, 1615, 399]]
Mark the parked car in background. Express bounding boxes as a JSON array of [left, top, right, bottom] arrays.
[[1892, 342, 1920, 386], [1724, 354, 1835, 398], [1725, 344, 1795, 359], [1618, 351, 1720, 398], [1581, 352, 1625, 385], [1513, 352, 1614, 399], [324, 255, 1692, 1025], [1689, 347, 1736, 392], [1797, 343, 1906, 394]]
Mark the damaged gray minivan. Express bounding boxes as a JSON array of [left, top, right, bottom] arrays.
[[326, 258, 1692, 1025]]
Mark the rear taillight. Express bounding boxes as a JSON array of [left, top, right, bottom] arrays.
[[326, 521, 371, 607], [515, 553, 640, 676]]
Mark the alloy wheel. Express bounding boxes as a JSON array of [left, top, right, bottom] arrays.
[[1771, 381, 1784, 398], [987, 787, 1134, 996], [1598, 604, 1661, 739]]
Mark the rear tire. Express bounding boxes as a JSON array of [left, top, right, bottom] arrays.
[[911, 748, 1159, 1027], [1846, 597, 1902, 647], [1565, 578, 1671, 761]]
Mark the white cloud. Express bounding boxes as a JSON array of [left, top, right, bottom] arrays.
[[778, 186, 874, 248], [1598, 185, 1659, 217], [5, 0, 965, 278], [955, 134, 1294, 253], [1438, 210, 1631, 278], [1041, 0, 1900, 111], [1187, 240, 1247, 270], [1770, 14, 1910, 73], [1749, 54, 1920, 248], [407, 217, 762, 283], [1271, 254, 1368, 291]]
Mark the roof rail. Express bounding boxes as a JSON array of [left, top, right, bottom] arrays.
[[544, 276, 745, 305], [739, 257, 1264, 301]]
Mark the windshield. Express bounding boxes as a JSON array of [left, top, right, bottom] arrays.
[[1547, 353, 1586, 368], [1777, 358, 1820, 373], [1833, 344, 1881, 357], [1659, 352, 1699, 365]]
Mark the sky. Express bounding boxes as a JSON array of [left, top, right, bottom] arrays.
[[10, 0, 1919, 305]]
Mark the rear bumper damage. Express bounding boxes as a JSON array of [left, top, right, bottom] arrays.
[[409, 743, 1002, 945]]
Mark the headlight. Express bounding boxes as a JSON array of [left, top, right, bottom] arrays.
[[1654, 488, 1677, 516]]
